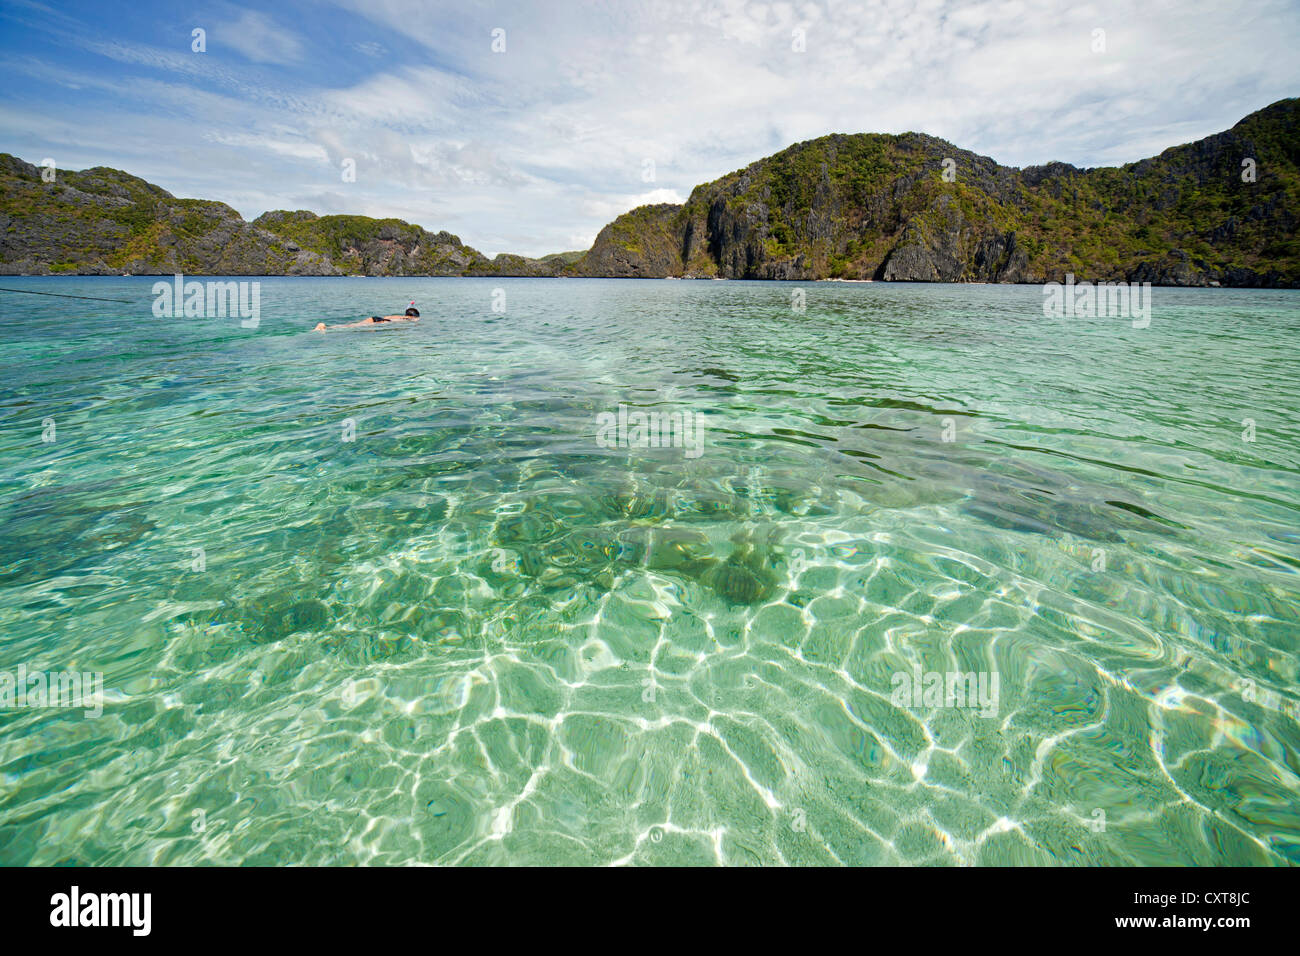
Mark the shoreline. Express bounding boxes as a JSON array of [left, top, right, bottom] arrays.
[[1, 273, 1293, 289]]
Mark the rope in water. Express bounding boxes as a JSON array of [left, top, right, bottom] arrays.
[[0, 287, 137, 303], [0, 287, 417, 322]]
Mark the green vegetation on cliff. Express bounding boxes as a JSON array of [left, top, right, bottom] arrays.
[[3, 98, 1296, 285], [0, 156, 553, 277], [572, 98, 1299, 286]]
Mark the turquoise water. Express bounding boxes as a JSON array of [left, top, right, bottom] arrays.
[[0, 276, 1297, 866]]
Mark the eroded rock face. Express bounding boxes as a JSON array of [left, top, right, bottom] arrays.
[[0, 161, 561, 277], [2, 99, 1297, 284], [972, 232, 1033, 283], [574, 204, 684, 277], [1129, 254, 1213, 287], [562, 100, 1298, 287], [878, 196, 967, 281], [879, 244, 942, 281]]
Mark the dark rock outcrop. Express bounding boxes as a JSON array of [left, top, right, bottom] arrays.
[[2, 99, 1297, 285], [564, 98, 1299, 287]]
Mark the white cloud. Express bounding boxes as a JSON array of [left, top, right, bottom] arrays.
[[205, 131, 330, 163], [580, 189, 687, 220], [4, 0, 1299, 256], [217, 11, 305, 64]]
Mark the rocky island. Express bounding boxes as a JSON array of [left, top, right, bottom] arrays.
[[2, 98, 1296, 286]]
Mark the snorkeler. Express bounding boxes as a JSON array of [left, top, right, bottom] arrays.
[[314, 306, 420, 331]]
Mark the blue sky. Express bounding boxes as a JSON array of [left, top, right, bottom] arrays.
[[2, 0, 1298, 257]]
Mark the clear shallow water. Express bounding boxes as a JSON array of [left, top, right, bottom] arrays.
[[0, 276, 1297, 866]]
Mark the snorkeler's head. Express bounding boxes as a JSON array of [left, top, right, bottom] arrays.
[[405, 307, 419, 317]]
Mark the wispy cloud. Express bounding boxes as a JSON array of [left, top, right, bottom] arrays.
[[217, 10, 305, 64]]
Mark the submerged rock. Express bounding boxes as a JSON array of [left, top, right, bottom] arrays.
[[700, 528, 782, 606]]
